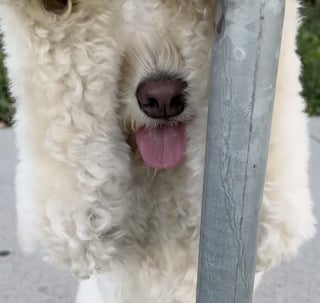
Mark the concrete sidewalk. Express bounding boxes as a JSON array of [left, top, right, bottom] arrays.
[[0, 119, 319, 303]]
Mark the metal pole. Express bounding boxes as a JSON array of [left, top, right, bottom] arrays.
[[196, 1, 285, 302]]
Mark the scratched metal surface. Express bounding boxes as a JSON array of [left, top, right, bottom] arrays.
[[196, 1, 285, 302]]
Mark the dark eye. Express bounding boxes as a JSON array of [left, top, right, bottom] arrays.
[[43, 0, 69, 14]]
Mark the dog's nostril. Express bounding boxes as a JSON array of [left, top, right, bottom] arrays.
[[170, 95, 185, 108], [136, 78, 187, 119], [147, 97, 159, 108]]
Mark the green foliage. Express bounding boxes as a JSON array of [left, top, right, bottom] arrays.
[[297, 1, 320, 115], [0, 1, 319, 124], [0, 39, 14, 126]]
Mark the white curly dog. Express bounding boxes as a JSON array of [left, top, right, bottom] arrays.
[[0, 0, 316, 302]]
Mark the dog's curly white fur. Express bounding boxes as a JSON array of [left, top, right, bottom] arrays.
[[0, 0, 316, 302]]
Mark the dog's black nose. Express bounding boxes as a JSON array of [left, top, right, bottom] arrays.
[[136, 78, 187, 119]]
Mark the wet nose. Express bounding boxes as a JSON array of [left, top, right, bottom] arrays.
[[136, 78, 187, 119]]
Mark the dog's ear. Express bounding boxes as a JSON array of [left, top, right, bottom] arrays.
[[42, 0, 70, 14]]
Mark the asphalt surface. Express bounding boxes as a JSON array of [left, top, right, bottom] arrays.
[[0, 119, 319, 303]]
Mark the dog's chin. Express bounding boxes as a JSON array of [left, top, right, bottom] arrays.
[[126, 120, 188, 170]]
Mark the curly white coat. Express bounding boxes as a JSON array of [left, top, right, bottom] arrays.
[[0, 0, 315, 302]]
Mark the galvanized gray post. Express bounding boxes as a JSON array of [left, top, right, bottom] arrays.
[[196, 1, 285, 303]]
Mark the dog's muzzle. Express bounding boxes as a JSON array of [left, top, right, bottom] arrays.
[[133, 76, 188, 170], [136, 77, 187, 120]]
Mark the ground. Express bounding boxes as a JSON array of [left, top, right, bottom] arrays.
[[0, 119, 319, 303]]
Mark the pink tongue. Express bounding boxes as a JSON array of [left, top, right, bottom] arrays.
[[135, 124, 186, 169]]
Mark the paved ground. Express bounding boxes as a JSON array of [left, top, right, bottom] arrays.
[[0, 119, 319, 303]]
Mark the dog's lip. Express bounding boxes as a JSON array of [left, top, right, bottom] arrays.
[[126, 120, 189, 152], [140, 114, 193, 128], [127, 133, 138, 150]]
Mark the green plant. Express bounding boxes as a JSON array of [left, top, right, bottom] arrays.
[[0, 40, 14, 126], [298, 1, 320, 115]]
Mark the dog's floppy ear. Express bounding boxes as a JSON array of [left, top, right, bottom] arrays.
[[42, 0, 70, 14]]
